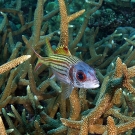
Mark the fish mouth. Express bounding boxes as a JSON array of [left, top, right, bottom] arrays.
[[81, 80, 100, 89], [91, 80, 100, 88], [93, 83, 100, 88]]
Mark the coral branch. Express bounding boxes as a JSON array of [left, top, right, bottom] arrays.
[[0, 55, 31, 74]]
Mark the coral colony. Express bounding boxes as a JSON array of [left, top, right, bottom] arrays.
[[0, 0, 135, 134]]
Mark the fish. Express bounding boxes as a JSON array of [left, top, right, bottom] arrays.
[[31, 38, 99, 99]]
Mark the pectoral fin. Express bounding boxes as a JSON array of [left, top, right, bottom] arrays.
[[61, 83, 73, 99]]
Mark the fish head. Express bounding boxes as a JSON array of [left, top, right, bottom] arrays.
[[69, 61, 99, 89]]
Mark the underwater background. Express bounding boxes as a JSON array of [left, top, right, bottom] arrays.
[[0, 0, 135, 134]]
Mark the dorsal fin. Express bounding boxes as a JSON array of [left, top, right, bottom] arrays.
[[54, 45, 71, 56], [45, 38, 54, 56], [45, 37, 71, 56]]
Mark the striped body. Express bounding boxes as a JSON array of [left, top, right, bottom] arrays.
[[39, 54, 99, 89], [40, 54, 80, 85]]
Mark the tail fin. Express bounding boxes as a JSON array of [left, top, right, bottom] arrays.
[[35, 59, 43, 71], [22, 35, 44, 71], [31, 47, 42, 59], [30, 47, 44, 71]]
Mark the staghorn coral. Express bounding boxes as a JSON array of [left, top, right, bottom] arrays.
[[0, 55, 31, 74], [0, 53, 31, 134], [0, 116, 7, 135], [60, 57, 135, 134], [1, 0, 135, 135]]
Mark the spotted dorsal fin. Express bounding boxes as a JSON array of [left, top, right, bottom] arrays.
[[54, 45, 71, 56]]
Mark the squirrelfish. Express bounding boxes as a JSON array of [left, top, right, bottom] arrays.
[[32, 38, 99, 98]]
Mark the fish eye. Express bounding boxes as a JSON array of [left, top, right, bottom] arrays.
[[76, 70, 86, 82]]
